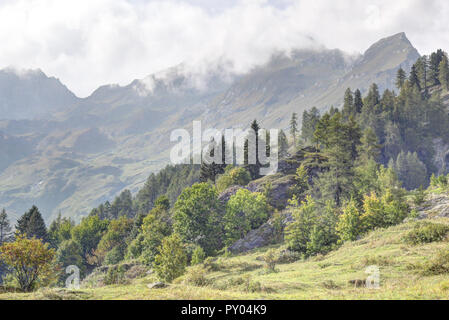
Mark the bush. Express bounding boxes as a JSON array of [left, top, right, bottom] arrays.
[[216, 167, 251, 193], [153, 234, 188, 283], [202, 257, 220, 272], [403, 222, 449, 245], [413, 186, 426, 206], [276, 250, 302, 264], [336, 200, 363, 242], [262, 249, 278, 272], [191, 246, 206, 265], [104, 265, 127, 285], [422, 249, 449, 275], [183, 266, 210, 287]]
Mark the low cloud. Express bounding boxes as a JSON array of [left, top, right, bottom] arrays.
[[0, 0, 448, 97]]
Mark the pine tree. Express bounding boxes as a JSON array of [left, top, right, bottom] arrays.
[[289, 113, 298, 146], [342, 88, 355, 120], [278, 129, 289, 158], [16, 206, 48, 242], [439, 54, 449, 91], [200, 137, 224, 184], [244, 120, 262, 179], [354, 89, 363, 114], [0, 209, 13, 244], [409, 64, 421, 90], [395, 67, 406, 90], [429, 49, 445, 86], [301, 107, 320, 145]]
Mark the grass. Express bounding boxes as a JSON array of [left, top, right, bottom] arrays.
[[2, 218, 449, 300]]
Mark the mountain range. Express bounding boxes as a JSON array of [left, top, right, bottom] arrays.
[[0, 32, 420, 222]]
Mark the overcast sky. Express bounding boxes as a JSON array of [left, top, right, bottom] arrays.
[[1, 0, 449, 97]]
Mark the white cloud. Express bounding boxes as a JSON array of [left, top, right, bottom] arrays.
[[0, 0, 448, 97]]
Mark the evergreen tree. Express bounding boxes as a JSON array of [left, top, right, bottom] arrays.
[[439, 54, 449, 91], [429, 49, 445, 86], [278, 129, 289, 158], [301, 107, 320, 145], [342, 88, 355, 120], [390, 151, 428, 190], [200, 136, 226, 183], [354, 89, 363, 114], [409, 64, 421, 90], [395, 67, 406, 90], [289, 113, 298, 146], [0, 209, 13, 244], [313, 112, 361, 206], [244, 120, 262, 179], [16, 206, 48, 242]]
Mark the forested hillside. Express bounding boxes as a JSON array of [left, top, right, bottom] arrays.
[[1, 49, 449, 299]]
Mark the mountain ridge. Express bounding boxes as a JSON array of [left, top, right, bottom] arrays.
[[0, 32, 423, 222]]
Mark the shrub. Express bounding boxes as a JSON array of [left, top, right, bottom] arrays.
[[104, 265, 127, 285], [403, 222, 449, 245], [153, 234, 188, 283], [262, 249, 278, 272], [216, 167, 251, 193], [422, 249, 449, 275], [337, 199, 363, 242], [413, 186, 426, 206], [276, 250, 302, 264], [191, 246, 206, 265], [202, 257, 220, 272], [285, 196, 318, 253], [183, 266, 210, 287]]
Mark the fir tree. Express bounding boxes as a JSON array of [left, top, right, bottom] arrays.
[[409, 64, 421, 90], [289, 113, 298, 146], [354, 89, 363, 114], [16, 206, 48, 242], [278, 129, 289, 158], [439, 54, 449, 90], [395, 67, 406, 90], [0, 209, 13, 244], [342, 88, 355, 120]]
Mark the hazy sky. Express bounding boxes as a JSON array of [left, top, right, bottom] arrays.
[[1, 0, 449, 97]]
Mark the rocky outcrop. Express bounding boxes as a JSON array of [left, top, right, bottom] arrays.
[[416, 192, 449, 219], [229, 211, 293, 254]]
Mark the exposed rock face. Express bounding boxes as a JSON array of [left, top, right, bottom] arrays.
[[229, 211, 293, 254], [433, 138, 449, 176], [416, 193, 449, 219]]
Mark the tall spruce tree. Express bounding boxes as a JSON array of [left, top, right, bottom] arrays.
[[342, 88, 355, 120], [301, 107, 320, 145], [354, 89, 363, 114], [16, 206, 48, 242], [395, 67, 406, 90], [289, 113, 298, 146], [0, 209, 13, 244], [439, 54, 449, 90], [409, 64, 421, 90], [278, 129, 289, 158], [429, 49, 445, 86]]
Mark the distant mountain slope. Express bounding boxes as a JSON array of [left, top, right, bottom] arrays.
[[0, 33, 423, 222], [0, 68, 78, 120], [205, 32, 420, 130]]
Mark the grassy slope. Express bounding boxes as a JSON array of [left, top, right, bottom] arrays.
[[2, 217, 449, 300]]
